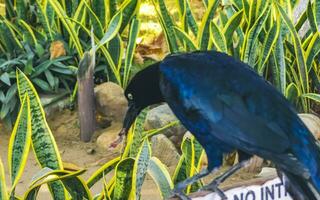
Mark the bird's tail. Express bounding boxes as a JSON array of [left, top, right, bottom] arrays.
[[279, 169, 320, 200]]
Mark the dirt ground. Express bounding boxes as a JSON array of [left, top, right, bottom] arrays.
[[0, 109, 258, 199]]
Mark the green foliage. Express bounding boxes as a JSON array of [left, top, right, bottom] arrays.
[[155, 0, 320, 112]]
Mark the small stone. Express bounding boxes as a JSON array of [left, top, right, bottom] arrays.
[[86, 148, 95, 155], [145, 104, 186, 147], [151, 134, 180, 174], [96, 123, 122, 151]]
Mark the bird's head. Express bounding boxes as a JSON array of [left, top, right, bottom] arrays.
[[110, 62, 164, 148]]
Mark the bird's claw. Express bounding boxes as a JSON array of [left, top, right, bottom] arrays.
[[168, 187, 191, 200], [200, 181, 227, 200]]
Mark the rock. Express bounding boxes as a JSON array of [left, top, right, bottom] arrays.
[[86, 148, 95, 155], [242, 156, 264, 173], [145, 104, 186, 147], [94, 82, 128, 124], [151, 134, 180, 172], [96, 123, 122, 151], [299, 113, 320, 139]]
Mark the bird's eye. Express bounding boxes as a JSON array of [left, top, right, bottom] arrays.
[[127, 93, 133, 100]]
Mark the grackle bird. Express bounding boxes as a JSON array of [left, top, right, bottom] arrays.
[[115, 51, 320, 200]]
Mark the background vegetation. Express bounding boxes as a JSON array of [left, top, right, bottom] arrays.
[[0, 0, 319, 199]]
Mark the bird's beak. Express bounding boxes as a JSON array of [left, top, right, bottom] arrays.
[[109, 103, 141, 149]]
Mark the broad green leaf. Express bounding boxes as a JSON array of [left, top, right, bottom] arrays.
[[113, 158, 135, 200], [16, 70, 65, 199], [8, 94, 31, 192], [131, 139, 151, 199], [35, 1, 53, 41], [92, 0, 107, 29], [147, 157, 173, 199], [210, 21, 227, 53], [0, 72, 11, 86], [273, 31, 286, 94], [286, 83, 299, 105], [197, 0, 220, 50], [19, 20, 38, 45], [87, 157, 120, 188], [97, 11, 123, 49]]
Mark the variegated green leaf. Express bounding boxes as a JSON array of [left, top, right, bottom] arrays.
[[119, 0, 141, 33], [8, 94, 31, 192], [16, 69, 65, 199], [113, 158, 135, 200], [0, 157, 8, 200], [210, 21, 227, 53], [147, 157, 173, 199]]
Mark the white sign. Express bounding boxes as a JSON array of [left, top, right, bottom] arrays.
[[193, 178, 293, 200]]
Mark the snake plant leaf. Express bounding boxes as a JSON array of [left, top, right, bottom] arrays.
[[8, 94, 31, 192], [307, 0, 318, 33], [276, 3, 309, 108], [35, 1, 54, 41], [92, 0, 107, 29], [286, 83, 299, 105], [16, 69, 65, 199], [113, 158, 135, 200], [97, 11, 123, 49], [305, 32, 320, 71], [0, 157, 8, 200], [123, 18, 140, 88], [82, 0, 104, 38], [302, 93, 320, 103], [242, 3, 270, 66], [153, 0, 179, 53], [119, 0, 141, 33], [316, 0, 320, 27], [48, 0, 84, 57], [19, 20, 38, 46], [87, 157, 120, 188], [197, 0, 220, 50], [131, 139, 151, 199], [257, 17, 281, 75], [24, 169, 91, 200], [210, 21, 227, 53], [128, 108, 149, 157], [174, 26, 198, 51], [223, 10, 243, 47], [147, 157, 173, 199]]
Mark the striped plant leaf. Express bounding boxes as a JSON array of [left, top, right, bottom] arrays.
[[131, 139, 151, 199], [307, 0, 318, 33], [97, 11, 123, 49], [16, 69, 65, 199], [113, 158, 135, 200], [277, 3, 309, 110], [223, 10, 243, 47], [273, 31, 286, 94], [82, 0, 104, 38], [174, 26, 198, 50], [257, 17, 281, 74], [153, 0, 179, 53], [35, 1, 54, 41], [91, 0, 107, 28], [128, 108, 149, 157], [0, 157, 8, 200], [18, 19, 38, 45], [316, 0, 320, 27], [305, 32, 320, 70], [286, 82, 299, 105], [302, 93, 320, 103], [123, 18, 140, 88], [242, 3, 270, 66], [197, 0, 220, 50], [147, 157, 173, 199], [210, 21, 227, 53], [24, 169, 91, 200], [87, 157, 120, 188], [48, 0, 84, 57], [119, 0, 141, 33], [8, 94, 31, 193]]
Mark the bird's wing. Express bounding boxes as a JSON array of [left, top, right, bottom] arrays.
[[160, 51, 295, 154]]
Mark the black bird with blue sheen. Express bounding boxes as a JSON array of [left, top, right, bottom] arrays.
[[118, 51, 320, 200]]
